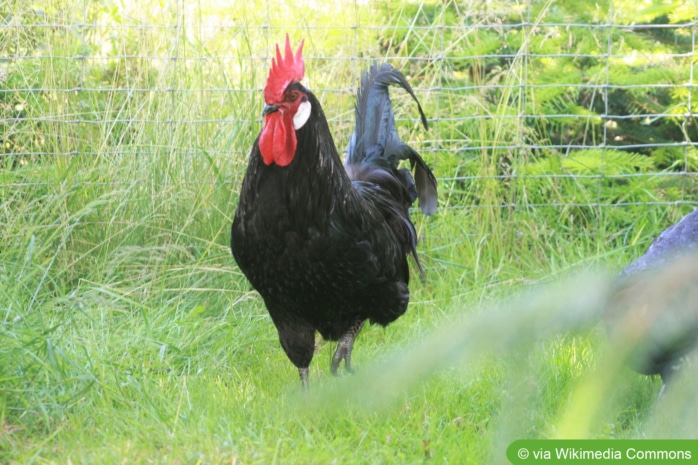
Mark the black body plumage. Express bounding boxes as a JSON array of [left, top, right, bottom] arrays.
[[231, 64, 437, 387]]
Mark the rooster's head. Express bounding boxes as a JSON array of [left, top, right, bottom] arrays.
[[259, 34, 310, 167]]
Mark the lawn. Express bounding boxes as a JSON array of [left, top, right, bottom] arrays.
[[2, 0, 697, 463]]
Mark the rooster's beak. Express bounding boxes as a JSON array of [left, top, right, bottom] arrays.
[[262, 104, 279, 116]]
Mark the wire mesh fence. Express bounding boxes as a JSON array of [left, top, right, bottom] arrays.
[[2, 0, 697, 229]]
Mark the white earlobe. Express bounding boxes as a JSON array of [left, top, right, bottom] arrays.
[[293, 100, 311, 129]]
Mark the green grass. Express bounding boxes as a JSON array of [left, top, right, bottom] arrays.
[[2, 0, 698, 463]]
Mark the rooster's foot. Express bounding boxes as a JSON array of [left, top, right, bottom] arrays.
[[331, 320, 365, 376]]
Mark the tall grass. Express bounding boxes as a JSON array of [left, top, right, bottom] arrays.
[[1, 0, 696, 463]]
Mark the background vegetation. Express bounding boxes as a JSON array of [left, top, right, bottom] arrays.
[[1, 0, 697, 463]]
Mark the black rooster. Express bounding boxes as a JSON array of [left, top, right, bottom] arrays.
[[231, 35, 437, 388], [604, 209, 698, 393]]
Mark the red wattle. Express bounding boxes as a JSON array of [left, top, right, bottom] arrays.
[[259, 113, 297, 167]]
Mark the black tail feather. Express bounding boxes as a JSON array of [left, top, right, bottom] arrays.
[[346, 62, 437, 216], [408, 147, 438, 216]]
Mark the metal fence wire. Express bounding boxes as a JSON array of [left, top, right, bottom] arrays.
[[2, 0, 697, 221]]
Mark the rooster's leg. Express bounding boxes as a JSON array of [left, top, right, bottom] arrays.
[[299, 367, 309, 391], [331, 319, 366, 376]]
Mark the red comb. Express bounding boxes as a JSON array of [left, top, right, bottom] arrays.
[[264, 34, 305, 104]]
